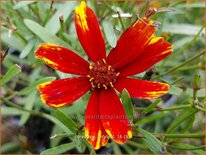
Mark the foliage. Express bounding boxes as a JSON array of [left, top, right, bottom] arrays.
[[1, 0, 205, 154]]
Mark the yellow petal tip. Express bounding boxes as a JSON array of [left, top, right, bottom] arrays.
[[75, 1, 88, 31]]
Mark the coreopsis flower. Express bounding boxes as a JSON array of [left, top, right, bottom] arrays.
[[35, 1, 172, 150]]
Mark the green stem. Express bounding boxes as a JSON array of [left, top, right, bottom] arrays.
[[167, 144, 205, 150], [134, 104, 192, 111], [132, 130, 205, 138], [170, 77, 183, 85], [29, 5, 41, 22], [178, 65, 201, 71], [132, 132, 205, 139], [135, 104, 205, 112], [153, 133, 205, 138], [103, 1, 116, 13], [50, 133, 75, 139], [43, 1, 54, 26], [154, 50, 205, 79], [162, 24, 205, 65], [58, 15, 67, 42], [117, 11, 125, 30], [14, 30, 27, 44], [2, 98, 44, 116], [194, 105, 205, 112], [127, 140, 147, 149], [5, 92, 18, 100], [59, 16, 65, 33]]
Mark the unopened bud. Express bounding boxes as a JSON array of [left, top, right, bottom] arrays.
[[59, 14, 64, 22]]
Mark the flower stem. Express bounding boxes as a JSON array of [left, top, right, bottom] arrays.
[[162, 24, 205, 65], [178, 65, 202, 71], [2, 98, 44, 116], [134, 104, 192, 111], [28, 5, 41, 22], [167, 144, 205, 150], [135, 104, 205, 112], [153, 133, 205, 138], [127, 140, 147, 149], [170, 77, 184, 85], [154, 50, 205, 79], [117, 11, 125, 30], [194, 105, 205, 112], [132, 132, 205, 138]]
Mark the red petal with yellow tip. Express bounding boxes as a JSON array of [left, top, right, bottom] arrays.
[[38, 77, 90, 108], [85, 91, 109, 150], [118, 37, 173, 77], [35, 43, 89, 75], [114, 78, 169, 99], [107, 17, 156, 69], [99, 88, 132, 144], [75, 1, 106, 62]]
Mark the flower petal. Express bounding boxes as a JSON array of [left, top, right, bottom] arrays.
[[38, 77, 90, 107], [99, 88, 132, 144], [118, 37, 173, 77], [35, 43, 89, 75], [114, 77, 169, 99], [75, 1, 106, 62], [107, 17, 156, 69], [85, 91, 109, 150]]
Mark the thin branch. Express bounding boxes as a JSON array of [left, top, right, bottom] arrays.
[[154, 50, 205, 79]]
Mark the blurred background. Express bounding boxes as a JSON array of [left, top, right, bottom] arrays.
[[1, 0, 205, 154]]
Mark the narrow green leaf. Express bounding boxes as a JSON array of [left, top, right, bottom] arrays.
[[13, 1, 35, 9], [36, 1, 47, 22], [162, 25, 204, 65], [1, 32, 26, 52], [2, 107, 23, 115], [19, 91, 37, 125], [121, 89, 134, 121], [193, 149, 206, 154], [180, 113, 195, 133], [173, 36, 193, 51], [113, 143, 122, 154], [19, 39, 36, 58], [45, 2, 76, 35], [18, 76, 56, 95], [2, 64, 21, 85], [2, 56, 14, 69], [176, 2, 205, 8], [74, 137, 86, 153], [166, 109, 198, 133], [3, 98, 74, 138], [162, 24, 203, 35], [137, 128, 165, 153], [168, 85, 183, 96], [102, 21, 117, 47], [1, 142, 20, 153], [50, 125, 68, 147], [60, 99, 86, 115], [24, 19, 71, 48], [122, 145, 133, 154], [142, 99, 161, 115], [40, 142, 76, 154], [159, 133, 205, 138], [138, 112, 169, 126], [52, 109, 77, 133], [43, 113, 73, 135], [169, 142, 205, 151]]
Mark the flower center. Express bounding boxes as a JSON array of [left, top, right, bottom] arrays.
[[87, 59, 119, 90]]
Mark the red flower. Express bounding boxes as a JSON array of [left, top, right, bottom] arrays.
[[35, 1, 173, 150]]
